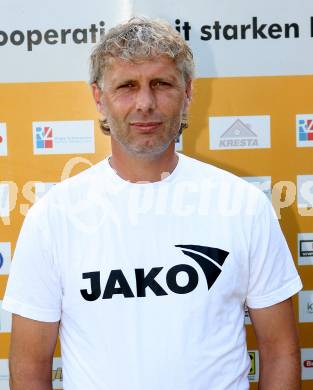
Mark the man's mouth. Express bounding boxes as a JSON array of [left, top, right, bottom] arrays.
[[130, 122, 162, 132]]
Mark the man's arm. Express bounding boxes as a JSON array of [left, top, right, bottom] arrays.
[[9, 314, 60, 390], [249, 298, 301, 390]]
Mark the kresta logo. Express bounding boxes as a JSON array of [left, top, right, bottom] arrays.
[[80, 245, 229, 300], [307, 302, 313, 313]]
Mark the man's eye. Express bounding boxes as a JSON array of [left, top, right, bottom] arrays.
[[118, 83, 134, 89], [155, 81, 170, 87]]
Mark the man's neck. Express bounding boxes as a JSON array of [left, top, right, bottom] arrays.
[[109, 144, 178, 183]]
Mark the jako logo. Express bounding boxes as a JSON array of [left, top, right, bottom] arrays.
[[36, 126, 53, 149], [80, 245, 229, 301]]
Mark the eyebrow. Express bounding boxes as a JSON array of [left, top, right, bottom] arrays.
[[152, 77, 175, 83], [112, 76, 178, 86], [115, 79, 136, 85]]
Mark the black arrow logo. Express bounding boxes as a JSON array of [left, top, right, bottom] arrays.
[[175, 245, 229, 291]]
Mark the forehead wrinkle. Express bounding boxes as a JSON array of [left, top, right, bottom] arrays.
[[103, 56, 183, 86]]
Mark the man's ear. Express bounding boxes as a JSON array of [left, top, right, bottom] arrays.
[[91, 83, 103, 113]]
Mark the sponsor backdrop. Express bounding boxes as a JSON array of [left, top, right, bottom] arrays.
[[0, 0, 313, 388]]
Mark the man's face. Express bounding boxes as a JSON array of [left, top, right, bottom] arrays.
[[93, 56, 191, 158]]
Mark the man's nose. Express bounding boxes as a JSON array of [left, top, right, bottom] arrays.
[[135, 86, 156, 112]]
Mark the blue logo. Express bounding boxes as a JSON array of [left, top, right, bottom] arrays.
[[35, 126, 53, 149], [298, 119, 313, 142], [0, 252, 3, 269]]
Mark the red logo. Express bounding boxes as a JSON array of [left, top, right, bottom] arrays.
[[0, 135, 3, 143], [44, 127, 53, 148], [304, 360, 313, 368]]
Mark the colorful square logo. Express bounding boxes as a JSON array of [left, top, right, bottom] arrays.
[[298, 119, 313, 141], [35, 126, 53, 149], [33, 121, 94, 155], [296, 115, 313, 147]]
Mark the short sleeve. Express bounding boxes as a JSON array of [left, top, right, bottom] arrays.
[[246, 193, 302, 309], [2, 200, 62, 322]]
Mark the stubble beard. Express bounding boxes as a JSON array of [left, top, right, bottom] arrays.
[[109, 118, 181, 160]]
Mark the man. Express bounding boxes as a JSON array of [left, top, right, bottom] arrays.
[[2, 17, 302, 389]]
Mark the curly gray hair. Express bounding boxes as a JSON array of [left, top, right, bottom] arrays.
[[90, 17, 194, 135]]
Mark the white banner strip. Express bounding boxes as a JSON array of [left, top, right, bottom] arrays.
[[0, 0, 313, 82]]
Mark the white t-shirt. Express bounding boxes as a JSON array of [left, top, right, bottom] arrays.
[[2, 154, 302, 390]]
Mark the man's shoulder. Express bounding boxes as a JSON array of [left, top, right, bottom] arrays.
[[178, 154, 273, 226], [180, 154, 254, 186], [180, 153, 268, 205], [29, 159, 107, 216], [55, 158, 106, 190]]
